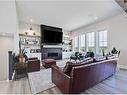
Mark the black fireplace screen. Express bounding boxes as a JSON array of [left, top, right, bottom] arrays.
[[48, 53, 58, 57], [42, 48, 62, 60]]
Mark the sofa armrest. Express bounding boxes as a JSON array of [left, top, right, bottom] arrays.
[[51, 65, 72, 93]]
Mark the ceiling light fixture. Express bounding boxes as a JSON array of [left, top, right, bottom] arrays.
[[30, 19, 33, 22], [30, 18, 33, 31]]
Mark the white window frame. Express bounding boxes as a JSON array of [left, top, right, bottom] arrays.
[[98, 30, 108, 54], [73, 36, 79, 52], [79, 34, 86, 52], [72, 29, 109, 54], [86, 32, 95, 52]]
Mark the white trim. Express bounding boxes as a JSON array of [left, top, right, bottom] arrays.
[[118, 65, 127, 70], [72, 28, 109, 53], [12, 70, 15, 80]]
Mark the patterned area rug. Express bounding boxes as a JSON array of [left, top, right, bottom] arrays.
[[28, 68, 55, 94], [28, 59, 67, 94]]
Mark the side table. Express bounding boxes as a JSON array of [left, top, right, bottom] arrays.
[[13, 62, 27, 80]]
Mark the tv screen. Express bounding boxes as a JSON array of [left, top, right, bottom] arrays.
[[43, 30, 63, 44], [41, 25, 63, 44]]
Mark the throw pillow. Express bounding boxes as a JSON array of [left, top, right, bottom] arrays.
[[70, 58, 93, 76], [80, 57, 92, 63], [63, 61, 74, 75], [93, 56, 106, 62], [107, 55, 116, 60], [63, 58, 93, 76]]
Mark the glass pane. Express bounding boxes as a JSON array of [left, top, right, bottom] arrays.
[[99, 30, 107, 47], [99, 47, 108, 55], [103, 42, 107, 46], [87, 32, 95, 47], [80, 34, 85, 52], [87, 32, 95, 52], [74, 36, 79, 52], [99, 30, 108, 54], [74, 36, 78, 47], [80, 34, 85, 47]]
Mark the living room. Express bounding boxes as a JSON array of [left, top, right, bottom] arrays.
[[0, 0, 127, 94]]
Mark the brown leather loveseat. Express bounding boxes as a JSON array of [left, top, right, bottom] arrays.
[[51, 59, 117, 93]]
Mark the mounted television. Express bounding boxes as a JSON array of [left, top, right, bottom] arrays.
[[41, 25, 63, 44]]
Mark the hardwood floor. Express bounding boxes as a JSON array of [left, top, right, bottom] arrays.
[[0, 69, 127, 94]]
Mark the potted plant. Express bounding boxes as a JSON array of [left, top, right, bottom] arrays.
[[17, 49, 27, 63], [85, 50, 94, 58], [88, 48, 94, 58], [111, 47, 118, 54], [111, 47, 120, 57]]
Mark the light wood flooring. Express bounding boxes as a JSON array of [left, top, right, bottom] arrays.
[[0, 69, 127, 94]]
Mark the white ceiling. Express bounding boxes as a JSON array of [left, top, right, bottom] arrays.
[[16, 0, 123, 31]]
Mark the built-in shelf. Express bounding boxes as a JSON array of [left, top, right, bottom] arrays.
[[19, 34, 41, 38], [19, 34, 41, 53], [21, 44, 40, 46], [63, 32, 72, 52]]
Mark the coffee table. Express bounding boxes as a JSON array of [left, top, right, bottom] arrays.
[[42, 59, 56, 68]]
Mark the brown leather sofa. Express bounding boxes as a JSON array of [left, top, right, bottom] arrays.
[[52, 59, 117, 93], [27, 57, 40, 72]]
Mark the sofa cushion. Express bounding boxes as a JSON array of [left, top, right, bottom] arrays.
[[107, 55, 116, 60], [93, 56, 106, 62], [63, 58, 93, 76], [80, 57, 92, 62]]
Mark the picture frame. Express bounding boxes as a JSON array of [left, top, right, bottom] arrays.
[[20, 38, 26, 44]]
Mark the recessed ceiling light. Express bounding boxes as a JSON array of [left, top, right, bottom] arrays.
[[30, 19, 33, 22]]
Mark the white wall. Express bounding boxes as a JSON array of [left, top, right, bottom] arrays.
[[0, 0, 19, 81], [19, 22, 70, 37], [0, 36, 14, 81], [19, 22, 41, 36], [72, 13, 127, 68]]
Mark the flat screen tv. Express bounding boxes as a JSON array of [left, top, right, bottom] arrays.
[[41, 25, 63, 44]]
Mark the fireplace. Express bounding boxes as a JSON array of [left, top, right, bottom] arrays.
[[48, 53, 58, 57], [42, 48, 62, 60]]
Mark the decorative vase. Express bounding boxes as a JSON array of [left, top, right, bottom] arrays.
[[19, 57, 25, 63]]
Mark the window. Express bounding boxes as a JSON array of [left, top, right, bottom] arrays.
[[87, 32, 95, 52], [74, 36, 78, 51], [79, 34, 85, 52], [99, 30, 108, 54], [72, 30, 108, 54]]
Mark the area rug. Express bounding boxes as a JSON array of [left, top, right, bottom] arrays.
[[28, 68, 55, 94], [57, 59, 67, 67]]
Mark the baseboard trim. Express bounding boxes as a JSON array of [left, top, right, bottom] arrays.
[[118, 65, 127, 70]]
